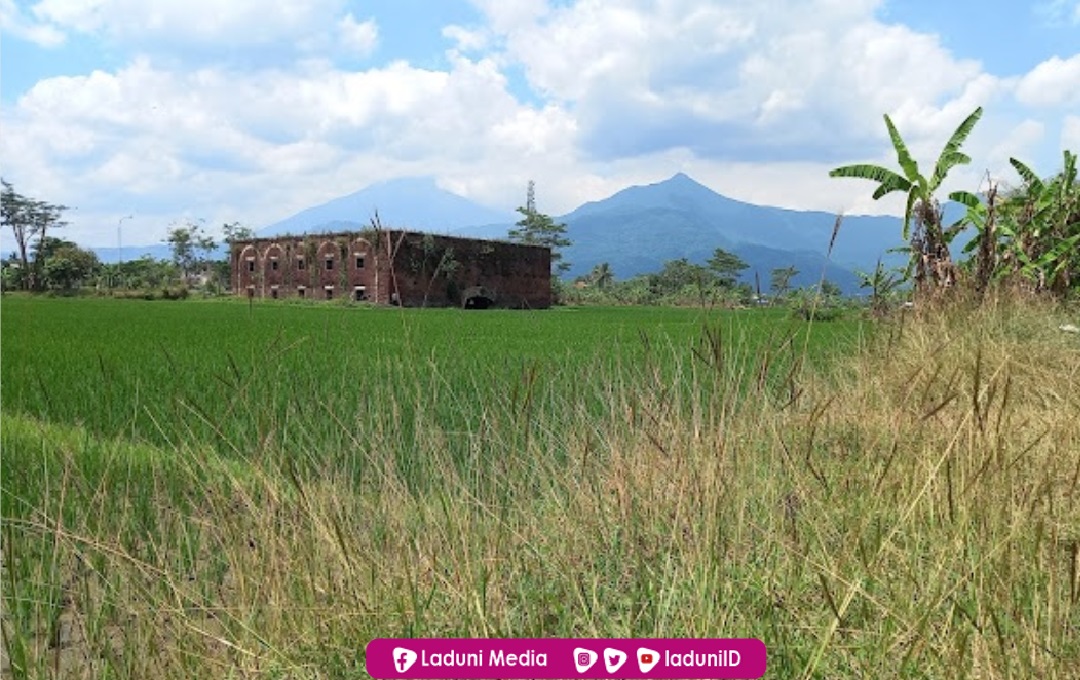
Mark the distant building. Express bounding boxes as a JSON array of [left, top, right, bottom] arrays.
[[231, 230, 551, 308]]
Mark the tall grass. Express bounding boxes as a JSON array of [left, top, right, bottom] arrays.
[[2, 299, 1078, 678]]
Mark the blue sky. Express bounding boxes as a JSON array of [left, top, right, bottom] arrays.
[[2, 0, 1078, 248]]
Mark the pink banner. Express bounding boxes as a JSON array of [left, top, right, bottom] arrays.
[[366, 638, 766, 678]]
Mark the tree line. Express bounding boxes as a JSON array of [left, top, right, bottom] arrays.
[[1, 180, 254, 295], [561, 253, 838, 308]]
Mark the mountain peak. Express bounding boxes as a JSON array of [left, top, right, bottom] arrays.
[[260, 176, 513, 236], [652, 172, 707, 190]]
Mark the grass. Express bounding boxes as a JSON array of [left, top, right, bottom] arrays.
[[2, 296, 1078, 678]]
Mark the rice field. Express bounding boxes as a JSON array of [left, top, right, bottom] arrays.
[[0, 296, 859, 467], [2, 295, 1078, 679]]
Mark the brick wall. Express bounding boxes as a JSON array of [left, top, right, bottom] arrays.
[[232, 230, 550, 308]]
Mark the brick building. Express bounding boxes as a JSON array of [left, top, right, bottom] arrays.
[[231, 230, 551, 308]]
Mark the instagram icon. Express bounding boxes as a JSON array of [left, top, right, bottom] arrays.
[[573, 648, 598, 673]]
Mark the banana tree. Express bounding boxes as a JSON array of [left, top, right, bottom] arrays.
[[830, 107, 983, 297], [855, 257, 904, 315], [950, 182, 1000, 296], [1001, 150, 1079, 294]]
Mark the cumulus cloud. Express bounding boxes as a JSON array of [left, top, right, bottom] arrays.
[[1015, 54, 1080, 107], [1063, 115, 1080, 150], [443, 24, 490, 52], [337, 13, 377, 56], [471, 0, 995, 166], [30, 0, 346, 46], [1, 0, 65, 46], [0, 51, 581, 245]]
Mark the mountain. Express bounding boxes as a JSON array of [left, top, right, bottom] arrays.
[[258, 177, 514, 236], [551, 173, 905, 292]]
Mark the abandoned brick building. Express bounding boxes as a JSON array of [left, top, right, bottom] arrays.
[[231, 230, 551, 308]]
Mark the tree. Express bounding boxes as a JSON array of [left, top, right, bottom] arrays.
[[221, 221, 255, 244], [1, 179, 69, 291], [41, 242, 100, 291], [770, 266, 798, 299], [651, 258, 714, 305], [166, 221, 217, 283], [830, 107, 983, 296], [115, 255, 177, 289], [589, 262, 614, 289], [508, 181, 572, 275], [820, 279, 842, 299], [997, 151, 1079, 295], [856, 258, 904, 315], [418, 233, 461, 307], [707, 248, 748, 288]]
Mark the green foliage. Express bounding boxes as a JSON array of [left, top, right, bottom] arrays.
[[855, 258, 905, 314], [837, 106, 1079, 301], [565, 255, 759, 307], [221, 221, 254, 244], [41, 241, 100, 291], [165, 220, 217, 282], [770, 266, 798, 299], [418, 234, 461, 306], [508, 181, 571, 275], [707, 247, 749, 287], [588, 262, 614, 289], [1, 179, 70, 291], [0, 298, 855, 453], [1000, 151, 1080, 294], [830, 107, 983, 294]]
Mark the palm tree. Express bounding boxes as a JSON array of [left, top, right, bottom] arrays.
[[590, 262, 614, 289], [830, 107, 983, 296]]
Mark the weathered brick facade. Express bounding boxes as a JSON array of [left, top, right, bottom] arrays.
[[231, 230, 551, 308]]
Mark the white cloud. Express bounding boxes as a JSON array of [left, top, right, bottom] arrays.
[[0, 52, 582, 245], [30, 0, 345, 45], [470, 0, 995, 168], [1, 0, 65, 46], [443, 24, 490, 52], [1015, 54, 1080, 107], [986, 119, 1045, 171], [1063, 116, 1080, 151], [1035, 0, 1080, 25], [337, 13, 377, 56], [468, 0, 548, 35]]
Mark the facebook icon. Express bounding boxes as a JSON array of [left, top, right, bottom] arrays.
[[392, 647, 417, 673]]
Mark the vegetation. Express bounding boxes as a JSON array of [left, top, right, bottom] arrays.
[[707, 247, 749, 288], [770, 266, 799, 300], [829, 108, 983, 295], [164, 220, 220, 283], [831, 107, 1079, 302], [568, 253, 772, 308], [1, 179, 73, 292], [953, 150, 1080, 297], [508, 181, 572, 275], [3, 297, 1078, 678]]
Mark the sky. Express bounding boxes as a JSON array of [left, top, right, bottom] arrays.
[[2, 0, 1079, 250]]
